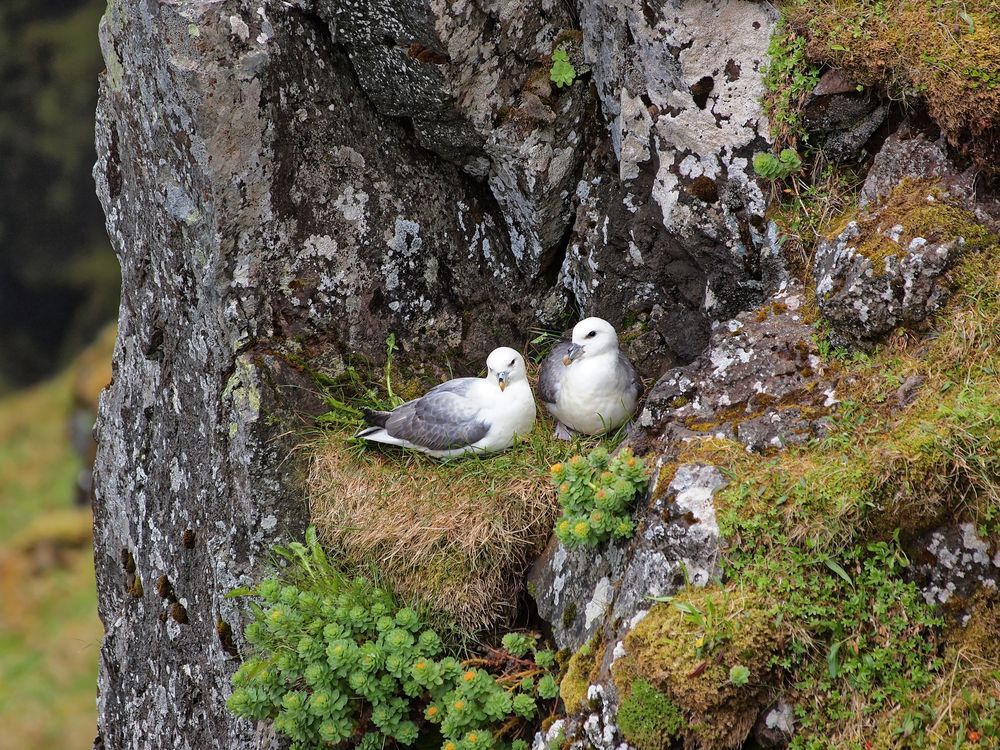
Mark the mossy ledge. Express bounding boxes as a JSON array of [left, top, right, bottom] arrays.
[[607, 220, 1000, 746]]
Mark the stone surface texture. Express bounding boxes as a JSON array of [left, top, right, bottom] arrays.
[[813, 218, 961, 350], [631, 280, 838, 456], [92, 0, 781, 746]]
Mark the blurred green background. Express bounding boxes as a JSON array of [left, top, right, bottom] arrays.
[[0, 0, 117, 746]]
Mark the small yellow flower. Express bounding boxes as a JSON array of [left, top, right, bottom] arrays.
[[559, 482, 570, 493], [414, 661, 426, 670], [573, 521, 589, 538], [626, 456, 637, 467], [695, 636, 705, 649], [445, 743, 457, 750], [463, 670, 476, 682], [550, 463, 564, 475], [467, 733, 479, 743], [453, 700, 465, 711], [426, 706, 439, 718]]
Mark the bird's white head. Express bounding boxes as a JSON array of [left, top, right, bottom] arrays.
[[486, 347, 527, 392], [564, 317, 619, 364]]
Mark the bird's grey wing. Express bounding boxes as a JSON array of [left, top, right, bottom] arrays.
[[538, 342, 572, 405], [385, 379, 489, 450], [618, 351, 642, 400]]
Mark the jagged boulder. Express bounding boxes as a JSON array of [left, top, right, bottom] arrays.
[[633, 279, 837, 456]]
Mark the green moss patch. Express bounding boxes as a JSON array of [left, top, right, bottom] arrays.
[[616, 680, 684, 750], [613, 588, 781, 750], [559, 638, 604, 715], [849, 180, 995, 266]]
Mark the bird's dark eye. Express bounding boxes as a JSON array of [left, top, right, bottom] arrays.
[[509, 359, 516, 367], [587, 330, 597, 338]]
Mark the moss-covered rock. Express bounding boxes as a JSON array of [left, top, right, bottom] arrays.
[[612, 588, 782, 750], [814, 179, 995, 349], [615, 680, 684, 750], [785, 0, 1000, 172], [559, 637, 604, 715]]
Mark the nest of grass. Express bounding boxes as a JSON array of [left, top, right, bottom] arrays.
[[308, 427, 568, 635]]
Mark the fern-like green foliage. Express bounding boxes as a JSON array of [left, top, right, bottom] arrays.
[[752, 148, 802, 180], [227, 528, 557, 750], [551, 447, 648, 548], [549, 47, 576, 88]]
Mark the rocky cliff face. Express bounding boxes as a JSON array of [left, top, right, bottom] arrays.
[[92, 0, 999, 748]]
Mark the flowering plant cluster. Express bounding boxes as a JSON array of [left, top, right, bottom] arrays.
[[227, 528, 558, 750], [551, 446, 648, 548]]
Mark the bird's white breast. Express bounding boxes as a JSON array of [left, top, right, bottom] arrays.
[[476, 380, 536, 451], [553, 353, 636, 434]]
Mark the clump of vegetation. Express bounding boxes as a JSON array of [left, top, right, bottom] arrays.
[[550, 447, 648, 548], [753, 148, 803, 181], [613, 587, 782, 750], [558, 637, 604, 714], [762, 18, 822, 147], [228, 529, 561, 750], [615, 680, 684, 750], [784, 0, 1000, 170], [309, 426, 565, 633], [549, 47, 576, 89]]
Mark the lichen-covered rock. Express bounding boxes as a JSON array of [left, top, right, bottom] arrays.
[[91, 0, 787, 746], [558, 0, 780, 374], [913, 523, 1000, 616], [528, 461, 727, 653], [529, 534, 627, 651], [610, 463, 725, 629], [859, 129, 976, 210], [813, 218, 961, 350], [631, 280, 837, 456]]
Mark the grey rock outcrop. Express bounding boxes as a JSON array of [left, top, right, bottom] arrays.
[[813, 219, 962, 350], [560, 0, 779, 373], [632, 280, 837, 457], [802, 69, 888, 162], [529, 462, 726, 653], [913, 523, 1000, 615]]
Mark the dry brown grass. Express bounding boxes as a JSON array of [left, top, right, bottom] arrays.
[[307, 428, 570, 634]]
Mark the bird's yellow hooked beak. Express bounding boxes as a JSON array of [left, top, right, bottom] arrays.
[[562, 343, 584, 366], [498, 372, 508, 392]]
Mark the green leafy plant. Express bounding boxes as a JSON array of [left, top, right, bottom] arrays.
[[227, 528, 559, 750], [761, 20, 821, 145], [728, 664, 750, 687], [616, 680, 684, 750], [551, 447, 648, 548], [672, 597, 733, 659], [549, 47, 576, 89], [752, 148, 802, 180]]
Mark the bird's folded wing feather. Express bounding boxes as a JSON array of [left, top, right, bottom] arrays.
[[618, 351, 642, 398], [386, 378, 490, 450], [538, 342, 572, 405]]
